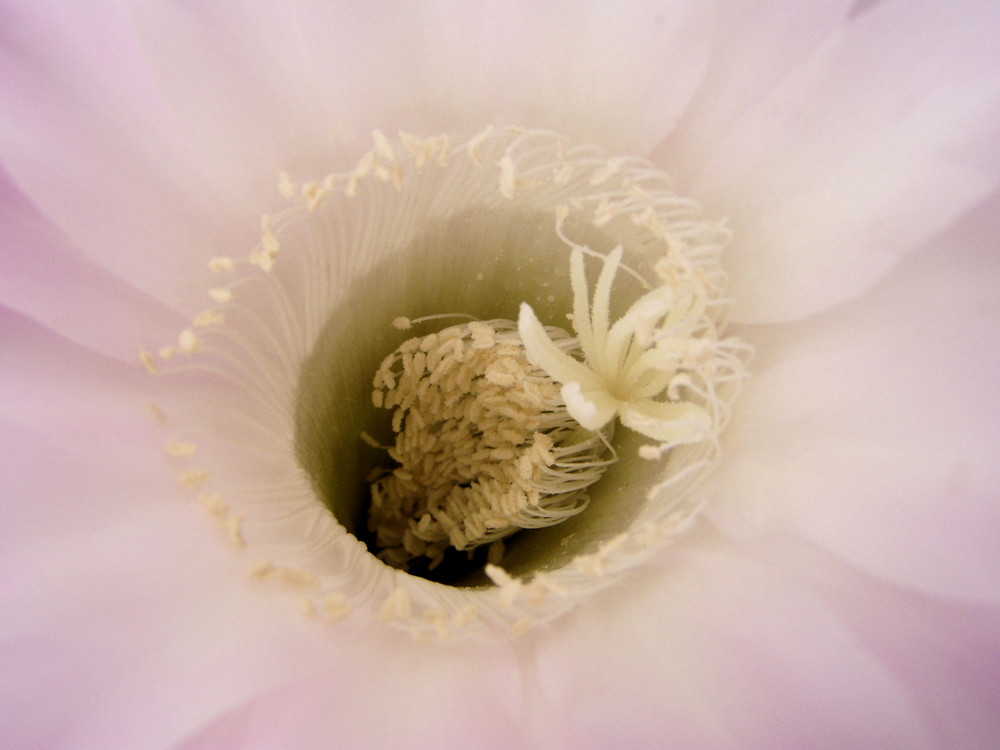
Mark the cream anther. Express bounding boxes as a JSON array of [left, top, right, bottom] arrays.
[[177, 329, 202, 355], [165, 441, 197, 457], [208, 257, 236, 273], [366, 319, 614, 571], [208, 288, 233, 304], [178, 469, 209, 488]]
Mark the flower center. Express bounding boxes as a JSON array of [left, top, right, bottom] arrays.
[[143, 127, 750, 639]]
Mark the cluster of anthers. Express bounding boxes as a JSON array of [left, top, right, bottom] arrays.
[[139, 126, 749, 640], [364, 317, 615, 572]]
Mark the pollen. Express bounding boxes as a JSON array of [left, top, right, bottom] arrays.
[[139, 350, 158, 374], [322, 593, 352, 622], [208, 287, 233, 304], [197, 492, 229, 518], [178, 469, 209, 488], [177, 329, 202, 355], [366, 318, 615, 571], [378, 587, 413, 621], [222, 513, 246, 549], [208, 256, 236, 273], [193, 310, 225, 328], [165, 441, 197, 457]]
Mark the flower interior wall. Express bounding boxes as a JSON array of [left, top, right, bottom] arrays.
[[144, 127, 749, 638]]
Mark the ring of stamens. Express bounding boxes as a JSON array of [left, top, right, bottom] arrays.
[[141, 126, 750, 640]]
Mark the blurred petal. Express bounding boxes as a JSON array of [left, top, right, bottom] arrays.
[[0, 168, 185, 361], [654, 0, 854, 180], [129, 0, 717, 162], [691, 0, 1000, 323], [535, 528, 946, 749], [0, 2, 261, 307], [0, 307, 163, 464], [702, 190, 1000, 603], [174, 644, 530, 750]]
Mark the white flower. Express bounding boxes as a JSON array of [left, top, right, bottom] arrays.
[[2, 1, 999, 748]]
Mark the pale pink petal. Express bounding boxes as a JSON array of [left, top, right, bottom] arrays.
[[1, 493, 323, 749], [691, 0, 1000, 323], [0, 2, 261, 306], [534, 528, 957, 749], [174, 647, 529, 750], [701, 191, 1000, 603], [0, 168, 186, 362], [0, 307, 167, 465], [132, 0, 717, 161], [652, 0, 855, 181]]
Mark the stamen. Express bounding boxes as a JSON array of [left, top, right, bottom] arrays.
[[366, 318, 615, 571]]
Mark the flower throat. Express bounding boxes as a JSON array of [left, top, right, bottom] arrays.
[[146, 128, 749, 637]]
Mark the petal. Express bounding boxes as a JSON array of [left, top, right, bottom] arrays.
[[1, 494, 333, 749], [173, 645, 531, 750], [0, 167, 186, 362], [701, 190, 1000, 603], [144, 0, 717, 157], [534, 527, 943, 748], [0, 307, 164, 466], [691, 0, 1000, 323], [0, 3, 263, 307], [652, 0, 855, 182]]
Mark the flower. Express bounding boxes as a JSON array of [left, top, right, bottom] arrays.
[[3, 2, 1000, 749]]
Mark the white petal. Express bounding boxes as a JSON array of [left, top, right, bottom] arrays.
[[536, 529, 946, 747], [0, 172, 186, 362], [702, 192, 1000, 603], [692, 0, 1000, 323], [653, 0, 855, 181]]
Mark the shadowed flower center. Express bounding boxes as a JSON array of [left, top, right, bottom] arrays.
[[142, 127, 750, 639]]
